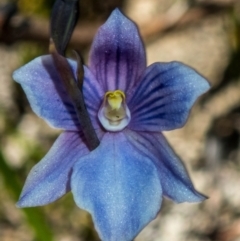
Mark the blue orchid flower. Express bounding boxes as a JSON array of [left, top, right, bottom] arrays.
[[13, 9, 210, 241]]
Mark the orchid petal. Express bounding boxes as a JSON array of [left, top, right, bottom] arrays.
[[89, 9, 146, 94], [13, 55, 103, 130], [71, 132, 162, 241], [128, 62, 210, 131], [17, 131, 89, 207], [82, 66, 104, 128], [125, 129, 206, 203]]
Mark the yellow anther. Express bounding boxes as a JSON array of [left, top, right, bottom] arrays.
[[105, 90, 125, 110]]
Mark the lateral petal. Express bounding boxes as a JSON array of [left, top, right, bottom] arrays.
[[71, 132, 162, 241], [128, 62, 210, 131], [13, 55, 103, 130]]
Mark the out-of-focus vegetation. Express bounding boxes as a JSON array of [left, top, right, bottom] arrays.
[[0, 0, 240, 241], [18, 0, 55, 16]]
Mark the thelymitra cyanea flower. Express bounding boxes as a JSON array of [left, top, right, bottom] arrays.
[[13, 9, 210, 241]]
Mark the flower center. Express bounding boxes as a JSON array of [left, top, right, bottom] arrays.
[[98, 90, 131, 131]]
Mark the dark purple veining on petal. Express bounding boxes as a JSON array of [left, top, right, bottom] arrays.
[[89, 9, 146, 94], [128, 62, 210, 132]]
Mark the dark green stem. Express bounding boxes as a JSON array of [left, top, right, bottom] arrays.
[[50, 0, 79, 55], [50, 41, 100, 151]]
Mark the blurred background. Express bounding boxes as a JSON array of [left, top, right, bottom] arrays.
[[0, 0, 240, 240]]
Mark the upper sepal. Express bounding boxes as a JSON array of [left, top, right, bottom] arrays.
[[89, 9, 146, 94], [128, 62, 210, 132]]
